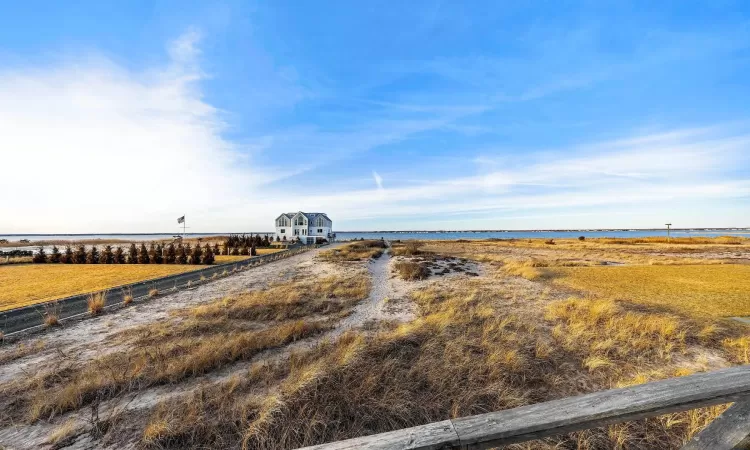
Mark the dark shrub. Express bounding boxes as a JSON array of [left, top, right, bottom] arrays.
[[61, 245, 73, 264], [100, 245, 114, 264], [49, 246, 61, 263], [240, 246, 249, 256], [86, 246, 100, 264], [73, 245, 87, 264], [138, 243, 150, 264], [578, 236, 586, 241], [544, 239, 555, 245], [213, 243, 220, 255], [127, 243, 138, 264], [32, 246, 48, 263], [190, 244, 202, 264], [202, 244, 215, 264], [276, 236, 280, 242], [114, 246, 126, 264], [165, 244, 176, 264], [251, 244, 257, 256], [231, 247, 240, 256], [176, 245, 188, 264], [153, 244, 164, 264]]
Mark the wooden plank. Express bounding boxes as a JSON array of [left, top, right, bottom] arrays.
[[681, 398, 750, 450], [452, 365, 750, 450], [296, 419, 460, 450]]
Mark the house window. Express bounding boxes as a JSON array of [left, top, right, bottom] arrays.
[[317, 228, 323, 233], [280, 229, 285, 233]]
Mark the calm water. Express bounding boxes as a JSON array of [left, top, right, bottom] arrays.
[[2, 229, 748, 250], [337, 229, 750, 241]]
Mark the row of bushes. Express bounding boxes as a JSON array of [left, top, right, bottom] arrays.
[[224, 234, 273, 248], [33, 243, 217, 265]]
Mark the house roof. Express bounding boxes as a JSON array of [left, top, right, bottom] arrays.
[[276, 212, 331, 222]]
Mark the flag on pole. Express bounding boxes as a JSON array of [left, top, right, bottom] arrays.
[[177, 215, 185, 224]]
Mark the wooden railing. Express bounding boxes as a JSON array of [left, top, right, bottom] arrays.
[[298, 365, 750, 450]]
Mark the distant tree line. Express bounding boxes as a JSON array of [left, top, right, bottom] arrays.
[[32, 243, 215, 265], [1, 250, 33, 257]]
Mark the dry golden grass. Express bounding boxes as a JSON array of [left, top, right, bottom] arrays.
[[0, 339, 45, 365], [192, 273, 369, 321], [136, 282, 747, 449], [549, 265, 750, 317], [87, 292, 106, 315], [393, 261, 430, 280], [391, 240, 424, 256], [45, 418, 78, 445], [215, 249, 282, 264], [43, 303, 60, 328], [595, 236, 748, 245], [123, 287, 134, 305], [0, 256, 32, 265], [4, 238, 748, 449], [420, 236, 747, 267], [319, 240, 386, 261], [0, 264, 200, 311], [214, 255, 251, 263], [0, 273, 369, 428]]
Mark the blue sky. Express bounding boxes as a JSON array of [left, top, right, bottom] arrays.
[[1, 1, 749, 232]]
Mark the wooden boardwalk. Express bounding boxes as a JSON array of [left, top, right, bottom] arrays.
[[299, 365, 750, 450]]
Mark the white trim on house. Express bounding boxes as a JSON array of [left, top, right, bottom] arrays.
[[275, 212, 333, 244]]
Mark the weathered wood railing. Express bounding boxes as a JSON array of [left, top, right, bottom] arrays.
[[299, 365, 750, 450]]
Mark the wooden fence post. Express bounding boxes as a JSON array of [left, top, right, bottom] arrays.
[[681, 398, 750, 450]]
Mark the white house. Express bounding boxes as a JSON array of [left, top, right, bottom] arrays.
[[275, 212, 333, 244]]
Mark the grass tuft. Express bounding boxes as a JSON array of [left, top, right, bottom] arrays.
[[87, 292, 106, 315], [394, 261, 430, 280]]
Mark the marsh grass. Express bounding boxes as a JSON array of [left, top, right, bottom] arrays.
[[87, 292, 106, 315], [391, 240, 424, 256], [549, 265, 750, 317], [0, 273, 370, 428], [4, 238, 748, 449], [45, 419, 78, 445], [0, 339, 45, 365], [419, 237, 745, 267], [43, 303, 60, 327], [319, 240, 386, 262], [0, 264, 198, 311], [122, 287, 133, 305], [136, 284, 743, 449], [393, 260, 430, 280]]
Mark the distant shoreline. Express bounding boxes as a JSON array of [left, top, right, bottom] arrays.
[[2, 227, 749, 236]]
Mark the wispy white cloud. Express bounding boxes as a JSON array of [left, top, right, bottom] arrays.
[[246, 125, 750, 228], [372, 171, 384, 191], [0, 30, 264, 233]]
